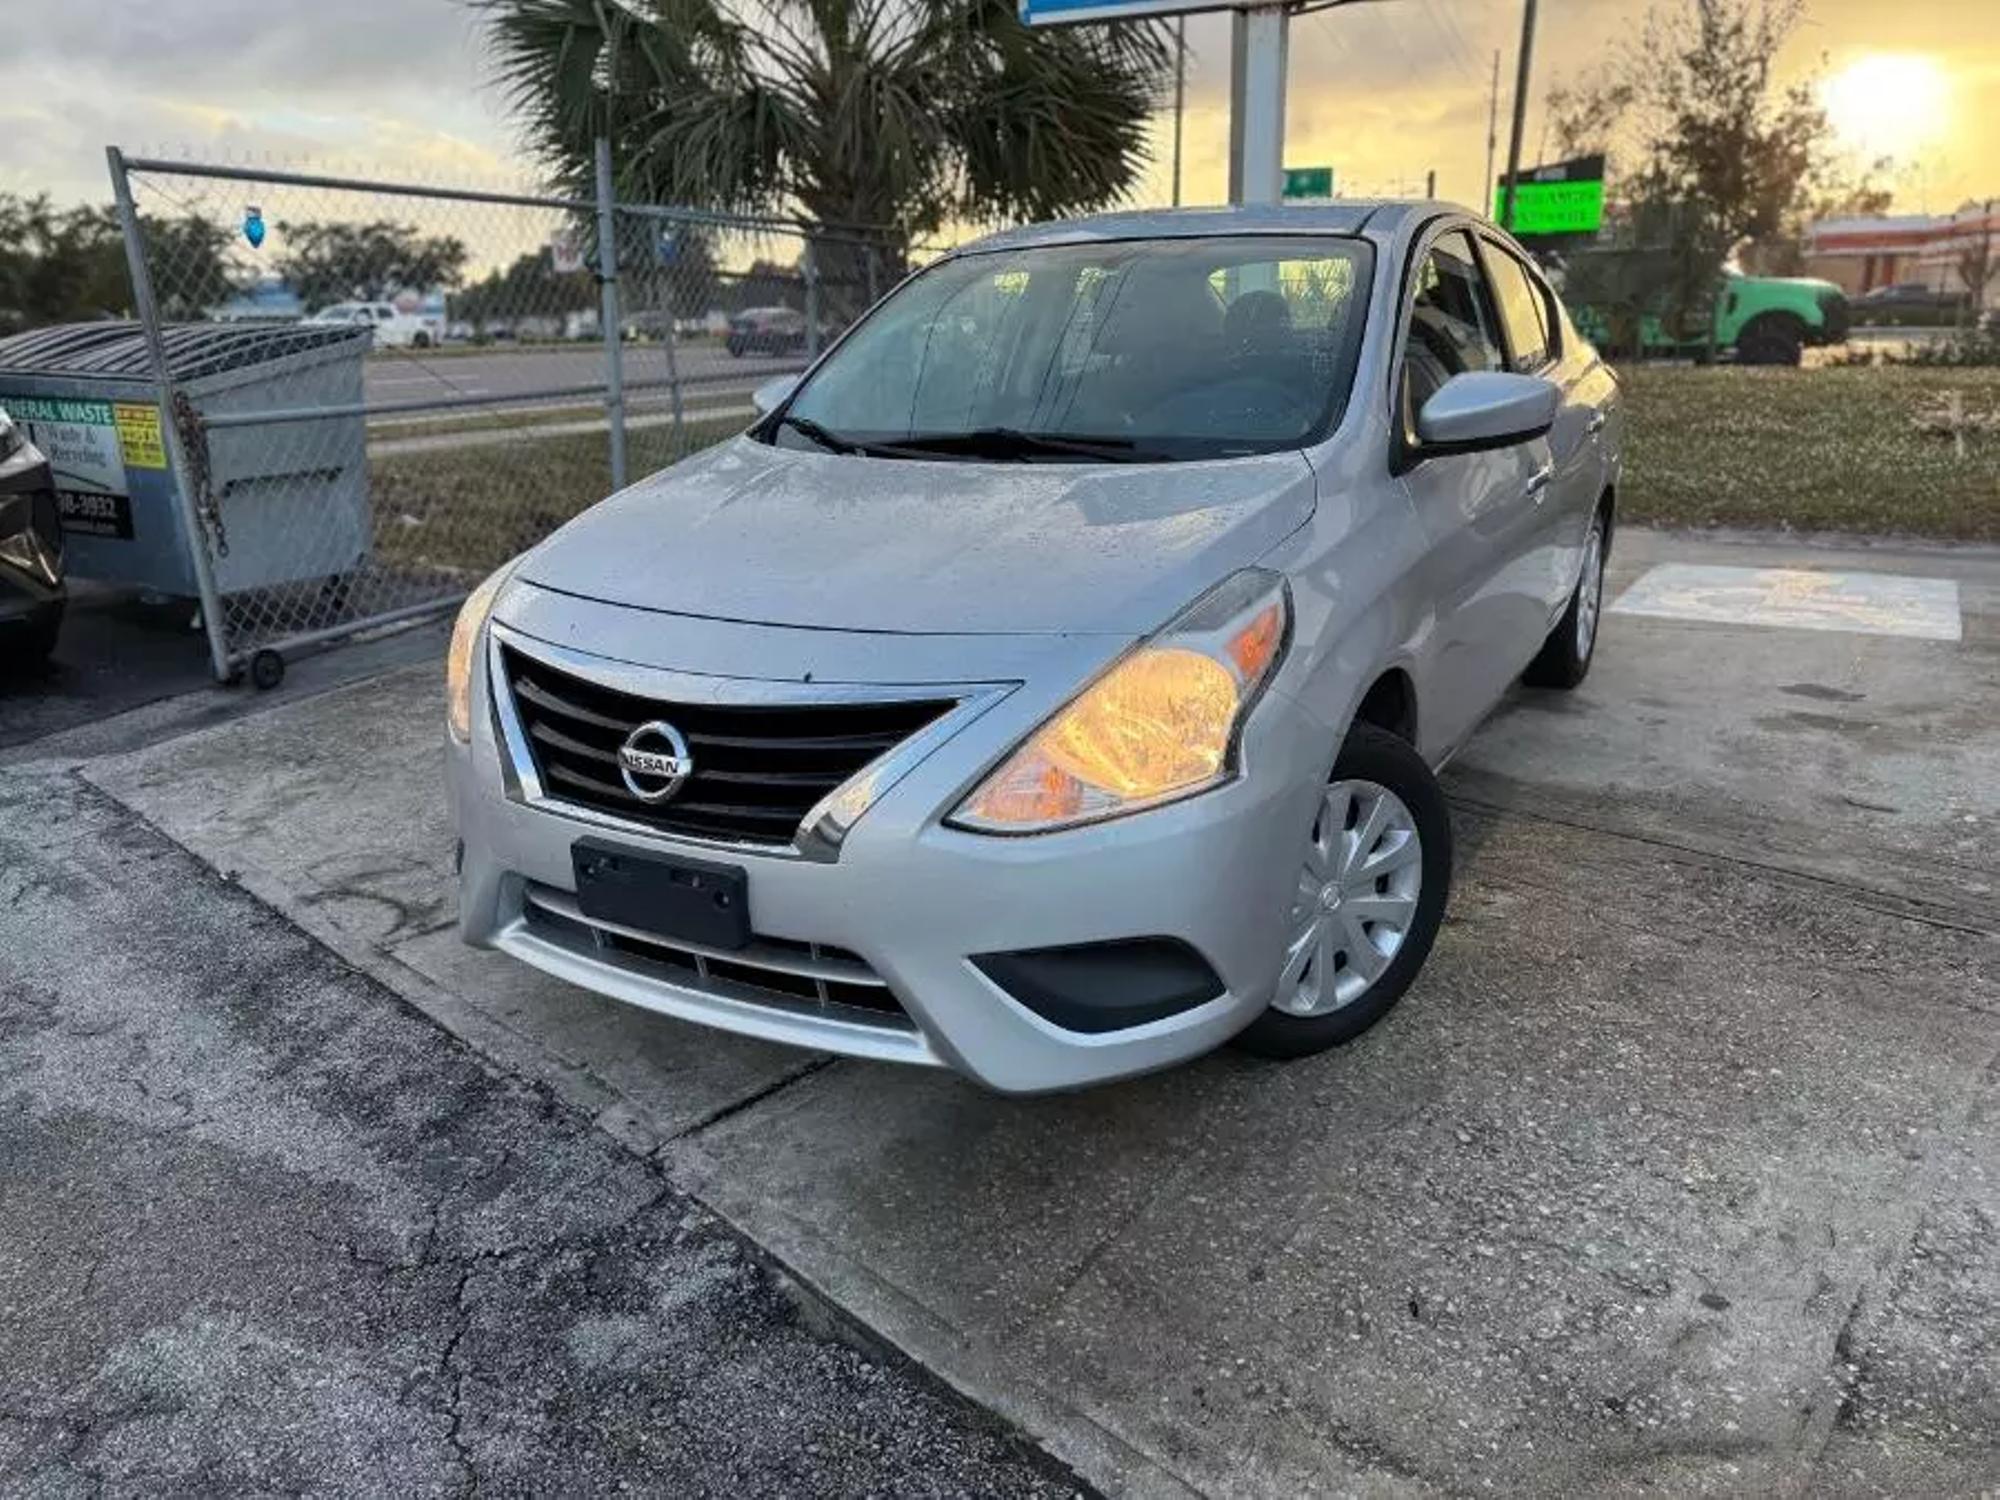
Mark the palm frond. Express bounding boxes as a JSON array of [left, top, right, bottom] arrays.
[[475, 0, 1172, 239]]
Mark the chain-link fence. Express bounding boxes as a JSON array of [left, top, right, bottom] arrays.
[[105, 145, 933, 686]]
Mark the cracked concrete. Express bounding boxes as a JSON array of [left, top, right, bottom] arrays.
[[0, 771, 1082, 1497], [9, 525, 1999, 1496]]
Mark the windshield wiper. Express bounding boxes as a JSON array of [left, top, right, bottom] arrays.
[[778, 417, 1164, 463], [776, 413, 867, 454], [869, 427, 1165, 463]]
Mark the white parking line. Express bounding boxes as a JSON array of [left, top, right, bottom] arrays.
[[1610, 564, 1962, 641]]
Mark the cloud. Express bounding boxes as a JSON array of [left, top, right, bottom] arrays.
[[0, 0, 525, 206], [5, 0, 1994, 220]]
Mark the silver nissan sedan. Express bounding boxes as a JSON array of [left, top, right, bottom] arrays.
[[446, 202, 1623, 1093]]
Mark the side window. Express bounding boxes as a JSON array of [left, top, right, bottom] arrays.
[[1403, 229, 1505, 418], [1484, 247, 1552, 371]]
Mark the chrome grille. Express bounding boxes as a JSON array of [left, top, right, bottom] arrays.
[[501, 645, 955, 847], [520, 885, 911, 1029]]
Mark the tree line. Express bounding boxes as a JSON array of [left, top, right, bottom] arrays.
[[0, 195, 473, 335], [1540, 0, 1900, 352]]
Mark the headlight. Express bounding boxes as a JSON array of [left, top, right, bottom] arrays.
[[446, 563, 515, 742], [950, 569, 1289, 833]]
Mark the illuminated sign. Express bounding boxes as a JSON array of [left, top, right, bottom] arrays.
[[1495, 154, 1606, 237]]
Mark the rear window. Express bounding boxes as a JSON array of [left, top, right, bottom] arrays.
[[1484, 247, 1553, 371]]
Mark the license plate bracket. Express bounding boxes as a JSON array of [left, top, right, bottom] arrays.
[[571, 839, 750, 950]]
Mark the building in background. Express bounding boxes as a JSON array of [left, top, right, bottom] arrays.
[[209, 279, 304, 323], [1804, 203, 1998, 298]]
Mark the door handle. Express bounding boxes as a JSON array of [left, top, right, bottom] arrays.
[[1586, 412, 1607, 435], [1525, 465, 1554, 502]]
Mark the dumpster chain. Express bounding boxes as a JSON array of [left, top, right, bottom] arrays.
[[172, 391, 228, 559]]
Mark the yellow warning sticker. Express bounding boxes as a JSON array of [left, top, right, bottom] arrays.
[[113, 402, 167, 469]]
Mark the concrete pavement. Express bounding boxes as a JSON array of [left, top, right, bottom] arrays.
[[6, 524, 1998, 1494]]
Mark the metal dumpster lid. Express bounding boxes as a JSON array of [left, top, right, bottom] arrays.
[[0, 321, 369, 385]]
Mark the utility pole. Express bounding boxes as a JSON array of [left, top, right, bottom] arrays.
[[1171, 16, 1187, 207], [1982, 198, 1995, 317], [1426, 168, 1436, 199], [1485, 49, 1500, 219], [1499, 0, 1538, 231]]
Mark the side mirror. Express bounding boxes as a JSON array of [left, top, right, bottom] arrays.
[[751, 374, 799, 417], [1416, 371, 1560, 453]]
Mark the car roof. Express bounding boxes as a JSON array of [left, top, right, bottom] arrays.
[[953, 201, 1459, 256]]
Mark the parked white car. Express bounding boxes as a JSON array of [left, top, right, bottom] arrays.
[[305, 301, 439, 349]]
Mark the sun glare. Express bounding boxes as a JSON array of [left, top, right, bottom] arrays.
[[1819, 53, 1951, 164]]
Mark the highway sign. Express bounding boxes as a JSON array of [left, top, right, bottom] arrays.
[[1283, 166, 1335, 201]]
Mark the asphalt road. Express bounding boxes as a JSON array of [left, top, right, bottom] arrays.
[[365, 344, 803, 417], [0, 767, 1084, 1497]]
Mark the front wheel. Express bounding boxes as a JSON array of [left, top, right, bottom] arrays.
[[1736, 317, 1804, 366], [5, 603, 64, 670], [1233, 724, 1453, 1060], [1523, 509, 1607, 689]]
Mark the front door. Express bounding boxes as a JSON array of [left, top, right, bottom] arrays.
[[1478, 237, 1604, 620], [1396, 227, 1555, 756]]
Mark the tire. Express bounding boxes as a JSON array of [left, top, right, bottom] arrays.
[[249, 649, 286, 691], [5, 602, 63, 670], [1523, 508, 1608, 690], [412, 331, 432, 349], [1736, 317, 1804, 366], [1232, 723, 1453, 1060]]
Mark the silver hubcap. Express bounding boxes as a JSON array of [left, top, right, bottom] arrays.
[[1576, 523, 1605, 659], [1273, 779, 1424, 1017]]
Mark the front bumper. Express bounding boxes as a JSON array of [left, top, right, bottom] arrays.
[[450, 598, 1332, 1094]]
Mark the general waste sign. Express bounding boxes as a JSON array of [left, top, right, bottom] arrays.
[[1282, 166, 1335, 201], [1495, 154, 1606, 237], [3, 394, 162, 540]]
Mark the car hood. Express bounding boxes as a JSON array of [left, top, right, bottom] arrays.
[[518, 436, 1316, 635]]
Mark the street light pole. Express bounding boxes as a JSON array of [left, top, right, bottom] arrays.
[[1500, 0, 1538, 231], [1171, 16, 1187, 207]]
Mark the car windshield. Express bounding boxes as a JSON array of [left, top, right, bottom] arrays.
[[768, 235, 1373, 463]]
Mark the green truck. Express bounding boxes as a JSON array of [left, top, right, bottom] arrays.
[[1568, 264, 1850, 366]]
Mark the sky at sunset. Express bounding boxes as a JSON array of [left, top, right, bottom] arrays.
[[2, 0, 1995, 222]]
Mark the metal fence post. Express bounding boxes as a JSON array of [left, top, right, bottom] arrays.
[[593, 137, 628, 492], [803, 236, 822, 360], [105, 146, 234, 684], [663, 323, 686, 455]]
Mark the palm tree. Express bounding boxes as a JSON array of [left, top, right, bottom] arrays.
[[481, 0, 1171, 261]]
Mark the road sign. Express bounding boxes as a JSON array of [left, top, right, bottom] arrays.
[[1282, 166, 1335, 202], [1495, 153, 1606, 237], [1019, 0, 1230, 26]]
